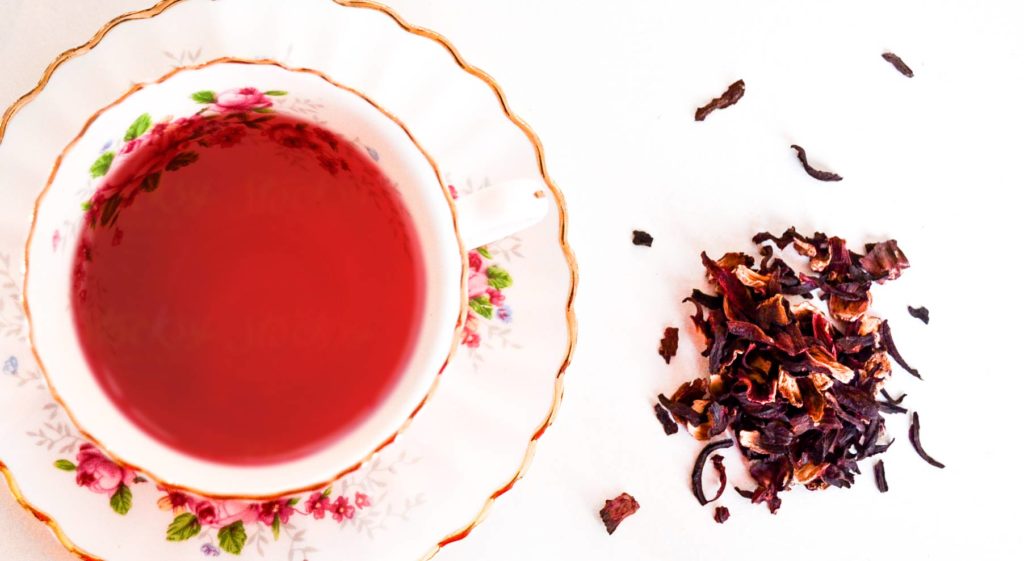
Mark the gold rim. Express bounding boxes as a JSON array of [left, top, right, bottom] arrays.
[[22, 56, 469, 501], [0, 0, 578, 559]]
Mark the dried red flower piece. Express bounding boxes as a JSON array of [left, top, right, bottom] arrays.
[[881, 52, 914, 77], [860, 240, 909, 282], [654, 403, 679, 435], [599, 492, 640, 535], [879, 320, 921, 379], [908, 305, 930, 324], [790, 145, 843, 182], [633, 230, 654, 247], [695, 79, 745, 121], [713, 506, 731, 524], [874, 460, 889, 493], [659, 327, 680, 364], [909, 412, 945, 469], [692, 440, 734, 506], [709, 454, 728, 503], [734, 487, 755, 499]]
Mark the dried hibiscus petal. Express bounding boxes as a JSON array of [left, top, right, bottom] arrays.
[[658, 327, 680, 364], [874, 460, 889, 493], [709, 454, 728, 503], [654, 403, 679, 435], [713, 506, 731, 524], [881, 52, 914, 77], [632, 230, 654, 247], [908, 305, 930, 324], [694, 79, 745, 121], [599, 492, 639, 535], [879, 320, 921, 379], [692, 439, 734, 506], [909, 412, 945, 469], [791, 145, 843, 181]]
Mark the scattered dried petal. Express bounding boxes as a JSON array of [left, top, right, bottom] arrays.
[[599, 493, 640, 535], [695, 79, 745, 121], [879, 320, 921, 379], [653, 403, 679, 435], [860, 240, 909, 282], [692, 440, 734, 506], [881, 52, 914, 77], [909, 412, 945, 469], [908, 305, 930, 324], [632, 230, 654, 247], [790, 145, 843, 181], [874, 460, 889, 493], [713, 506, 731, 524], [659, 327, 680, 364], [734, 486, 755, 499]]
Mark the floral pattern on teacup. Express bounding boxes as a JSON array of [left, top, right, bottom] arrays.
[[54, 443, 371, 556]]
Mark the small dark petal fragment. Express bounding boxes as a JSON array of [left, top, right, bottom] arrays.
[[878, 401, 908, 415], [692, 440, 735, 506], [695, 79, 745, 121], [874, 460, 889, 493], [908, 305, 930, 324], [658, 393, 702, 425], [709, 454, 728, 503], [881, 389, 906, 404], [713, 506, 731, 524], [599, 492, 640, 535], [632, 230, 654, 247], [734, 486, 755, 499], [879, 320, 921, 379], [654, 403, 679, 435], [882, 52, 914, 77], [791, 145, 843, 182], [909, 412, 946, 469], [659, 327, 680, 364]]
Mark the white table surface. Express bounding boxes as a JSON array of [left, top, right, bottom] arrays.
[[3, 1, 1023, 560]]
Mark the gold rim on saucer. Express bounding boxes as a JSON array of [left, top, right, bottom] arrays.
[[0, 1, 578, 559]]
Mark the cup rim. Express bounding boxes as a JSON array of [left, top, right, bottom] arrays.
[[21, 57, 470, 500]]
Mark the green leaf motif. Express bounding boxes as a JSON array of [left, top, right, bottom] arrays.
[[90, 151, 115, 178], [271, 514, 281, 540], [252, 107, 273, 114], [124, 113, 152, 141], [486, 266, 513, 290], [469, 295, 494, 319], [263, 90, 287, 96], [80, 201, 93, 212], [476, 247, 492, 259], [322, 486, 333, 497], [166, 151, 199, 172], [109, 484, 132, 515], [288, 497, 301, 506], [54, 459, 76, 471], [140, 172, 161, 193], [192, 90, 217, 104], [218, 521, 247, 555], [166, 513, 201, 542]]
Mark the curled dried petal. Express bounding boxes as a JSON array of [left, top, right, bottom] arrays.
[[695, 79, 745, 121], [807, 346, 855, 384], [909, 412, 945, 469], [777, 369, 803, 407], [692, 439, 734, 506], [653, 403, 679, 435], [860, 240, 909, 282], [874, 460, 889, 492], [828, 293, 871, 322], [713, 506, 731, 524]]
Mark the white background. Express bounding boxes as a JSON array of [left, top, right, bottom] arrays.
[[2, 1, 1023, 560]]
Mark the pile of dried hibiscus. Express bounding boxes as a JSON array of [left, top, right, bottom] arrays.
[[655, 227, 941, 516]]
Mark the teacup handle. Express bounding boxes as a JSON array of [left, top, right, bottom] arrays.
[[454, 179, 550, 249]]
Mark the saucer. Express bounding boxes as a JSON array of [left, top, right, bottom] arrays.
[[0, 0, 576, 559]]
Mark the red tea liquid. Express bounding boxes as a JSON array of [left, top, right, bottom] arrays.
[[72, 113, 425, 465]]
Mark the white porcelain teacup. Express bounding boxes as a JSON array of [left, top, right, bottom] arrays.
[[25, 60, 547, 498]]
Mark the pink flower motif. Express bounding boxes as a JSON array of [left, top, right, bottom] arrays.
[[354, 492, 371, 509], [74, 443, 135, 496], [461, 328, 481, 348], [51, 230, 60, 251], [256, 499, 295, 526], [304, 492, 330, 520], [193, 500, 218, 525], [487, 287, 505, 307], [467, 269, 490, 299], [468, 252, 483, 272], [448, 185, 459, 199], [212, 87, 273, 114], [330, 496, 355, 521]]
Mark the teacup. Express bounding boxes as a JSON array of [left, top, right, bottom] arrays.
[[24, 60, 547, 498]]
